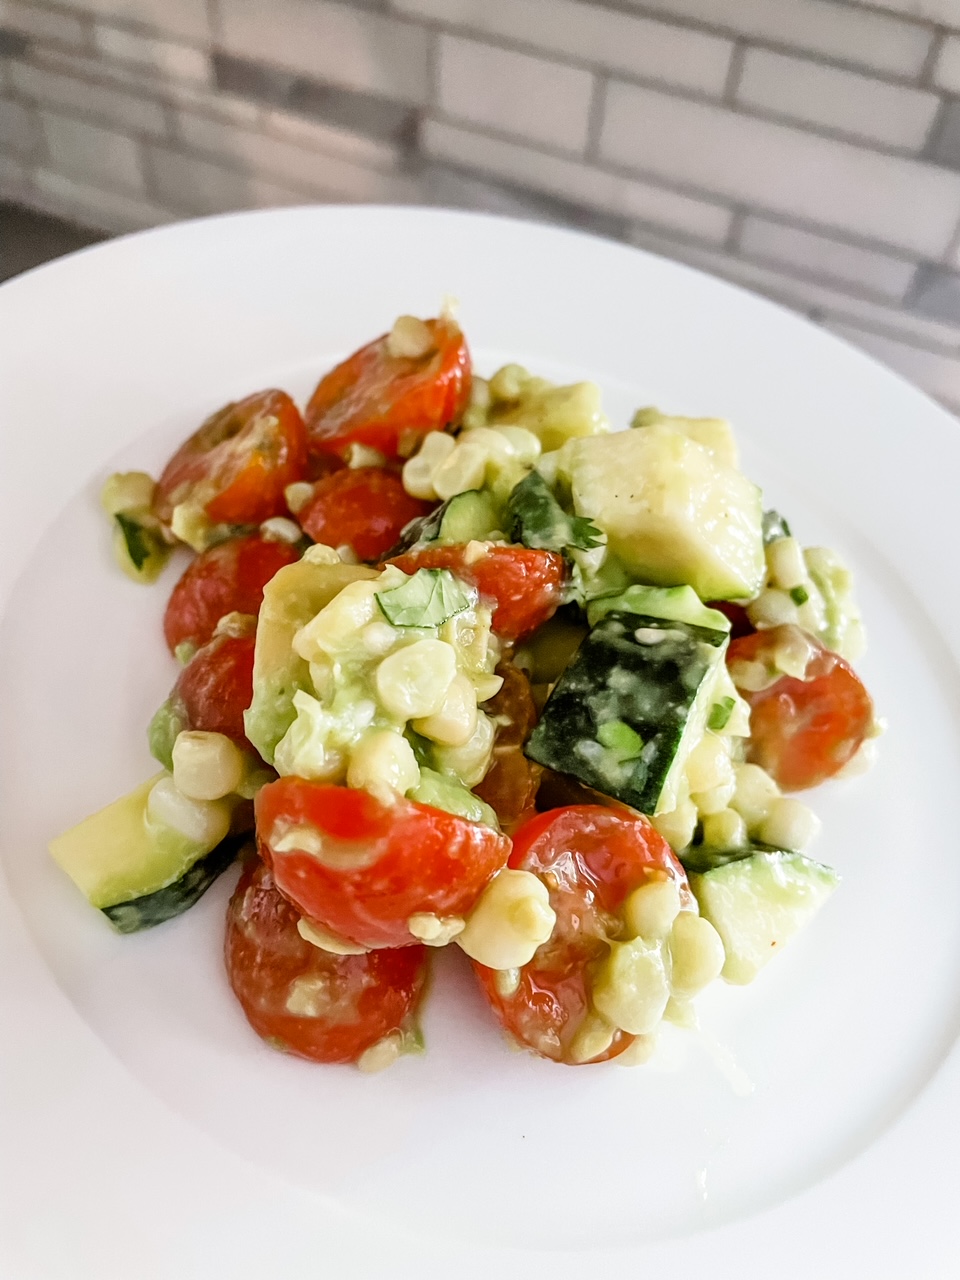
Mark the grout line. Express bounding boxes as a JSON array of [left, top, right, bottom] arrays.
[[920, 26, 946, 88], [583, 73, 607, 162], [722, 39, 745, 105], [724, 206, 746, 253]]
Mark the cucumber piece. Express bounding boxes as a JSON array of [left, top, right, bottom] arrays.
[[148, 695, 186, 771], [525, 612, 728, 816], [376, 568, 473, 628], [112, 513, 171, 583], [439, 489, 501, 543], [103, 834, 249, 933], [555, 425, 765, 601], [631, 408, 738, 470], [691, 851, 839, 984], [587, 584, 731, 633], [49, 776, 246, 932], [244, 558, 378, 764]]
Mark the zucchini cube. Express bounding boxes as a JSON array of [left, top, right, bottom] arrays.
[[525, 612, 728, 816]]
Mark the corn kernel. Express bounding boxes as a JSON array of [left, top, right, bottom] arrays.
[[457, 869, 555, 970]]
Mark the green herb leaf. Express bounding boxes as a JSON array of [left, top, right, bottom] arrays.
[[506, 471, 602, 555], [115, 513, 152, 570], [790, 586, 809, 606], [376, 568, 473, 628], [761, 509, 792, 544], [707, 696, 736, 732]]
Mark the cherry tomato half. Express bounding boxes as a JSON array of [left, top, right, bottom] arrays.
[[173, 626, 256, 746], [305, 317, 471, 460], [707, 600, 754, 639], [163, 533, 300, 656], [727, 624, 873, 790], [473, 805, 692, 1065], [298, 467, 433, 562], [154, 390, 309, 531], [226, 857, 427, 1064], [256, 779, 511, 950], [474, 663, 543, 834], [388, 544, 565, 641]]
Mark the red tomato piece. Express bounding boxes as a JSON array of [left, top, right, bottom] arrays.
[[299, 467, 434, 562], [173, 627, 255, 746], [707, 600, 754, 639], [728, 624, 873, 790], [163, 533, 300, 656], [256, 779, 511, 950], [474, 663, 543, 834], [473, 805, 692, 1065], [305, 317, 471, 460], [388, 544, 565, 641], [226, 856, 428, 1064], [154, 390, 309, 531]]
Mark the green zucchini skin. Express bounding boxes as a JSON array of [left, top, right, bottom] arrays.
[[101, 833, 249, 933], [524, 611, 727, 815]]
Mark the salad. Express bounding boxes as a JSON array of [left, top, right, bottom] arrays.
[[50, 310, 877, 1071]]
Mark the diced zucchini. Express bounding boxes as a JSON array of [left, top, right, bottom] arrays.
[[112, 513, 171, 583], [691, 851, 839, 984], [631, 408, 739, 470], [438, 490, 501, 543], [244, 558, 378, 764], [761, 509, 792, 544], [555, 425, 765, 601], [49, 776, 246, 932], [587, 584, 731, 632], [524, 612, 728, 816]]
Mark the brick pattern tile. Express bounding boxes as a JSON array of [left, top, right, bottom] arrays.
[[93, 24, 211, 84], [40, 109, 144, 189]]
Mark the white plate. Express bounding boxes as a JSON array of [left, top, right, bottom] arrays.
[[2, 207, 959, 1280]]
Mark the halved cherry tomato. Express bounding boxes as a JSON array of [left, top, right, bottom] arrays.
[[474, 663, 543, 834], [305, 317, 471, 460], [708, 600, 754, 639], [388, 544, 565, 641], [727, 624, 873, 790], [153, 390, 309, 531], [256, 779, 511, 950], [173, 626, 256, 745], [163, 533, 300, 656], [298, 467, 433, 562], [473, 805, 692, 1065], [226, 856, 428, 1064]]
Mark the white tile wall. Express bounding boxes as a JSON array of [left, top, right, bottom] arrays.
[[32, 164, 176, 229], [40, 109, 144, 189], [394, 0, 735, 97], [736, 47, 940, 150], [10, 60, 168, 134], [843, 0, 960, 26], [63, 0, 210, 43], [933, 33, 960, 92], [422, 117, 734, 241], [145, 144, 308, 214], [0, 148, 28, 193], [629, 224, 960, 349], [738, 215, 917, 300], [175, 110, 420, 201], [216, 0, 431, 105], [600, 81, 960, 256], [827, 320, 960, 407], [436, 34, 594, 153], [620, 0, 933, 76], [0, 95, 37, 152], [92, 24, 211, 84], [262, 107, 400, 171], [0, 1, 88, 46]]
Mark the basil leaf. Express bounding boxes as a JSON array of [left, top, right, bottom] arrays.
[[376, 568, 473, 628], [707, 696, 736, 731], [115, 513, 152, 570], [506, 471, 602, 555]]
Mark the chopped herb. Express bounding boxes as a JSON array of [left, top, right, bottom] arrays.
[[596, 719, 645, 761], [761, 509, 792, 544], [115, 513, 151, 570], [506, 470, 602, 555], [790, 586, 809, 606], [707, 696, 736, 732], [376, 568, 473, 628]]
